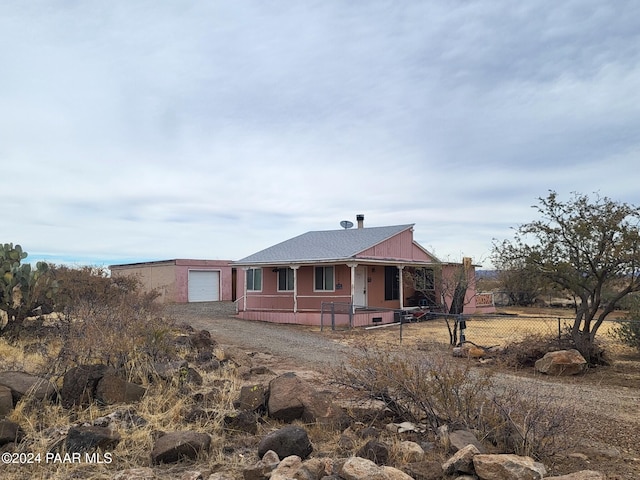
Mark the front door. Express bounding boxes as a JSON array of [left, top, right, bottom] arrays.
[[354, 266, 367, 308]]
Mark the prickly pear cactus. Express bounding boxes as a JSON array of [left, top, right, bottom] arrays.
[[0, 243, 57, 325]]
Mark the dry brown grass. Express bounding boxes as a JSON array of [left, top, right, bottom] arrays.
[[0, 335, 263, 479]]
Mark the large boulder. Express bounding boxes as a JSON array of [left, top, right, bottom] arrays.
[[270, 455, 303, 479], [473, 454, 546, 480], [535, 349, 587, 376], [301, 389, 349, 427], [61, 364, 114, 408], [340, 457, 413, 480], [356, 439, 389, 465], [153, 360, 189, 381], [0, 385, 13, 416], [267, 373, 305, 421], [0, 419, 23, 445], [150, 431, 211, 464], [0, 371, 57, 402], [236, 384, 266, 412], [267, 372, 346, 426], [243, 449, 280, 480], [442, 444, 480, 475], [396, 441, 425, 463], [65, 426, 121, 453], [189, 330, 216, 352], [545, 471, 605, 479], [448, 429, 486, 453], [223, 410, 259, 435], [403, 460, 445, 480], [257, 425, 313, 460], [95, 374, 146, 405]]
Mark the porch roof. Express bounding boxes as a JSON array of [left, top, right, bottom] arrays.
[[234, 224, 437, 266]]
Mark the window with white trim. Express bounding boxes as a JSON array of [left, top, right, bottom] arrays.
[[314, 266, 334, 291], [277, 268, 295, 291], [246, 268, 262, 291]]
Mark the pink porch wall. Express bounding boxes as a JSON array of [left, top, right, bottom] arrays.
[[366, 266, 401, 309], [237, 309, 396, 327], [238, 265, 353, 312]]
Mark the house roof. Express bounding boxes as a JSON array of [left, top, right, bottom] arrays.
[[234, 224, 427, 265]]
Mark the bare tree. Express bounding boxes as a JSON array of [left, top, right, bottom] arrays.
[[404, 258, 477, 346]]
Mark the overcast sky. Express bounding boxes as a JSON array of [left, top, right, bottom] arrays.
[[2, 1, 640, 268]]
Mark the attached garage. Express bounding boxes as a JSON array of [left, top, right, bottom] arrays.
[[188, 270, 220, 302], [110, 259, 235, 303]]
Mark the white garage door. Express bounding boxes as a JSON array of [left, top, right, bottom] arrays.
[[188, 270, 220, 302]]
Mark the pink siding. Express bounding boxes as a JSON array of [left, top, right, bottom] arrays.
[[356, 230, 434, 262]]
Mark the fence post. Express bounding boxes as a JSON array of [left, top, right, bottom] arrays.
[[458, 314, 466, 345], [331, 302, 335, 331], [558, 317, 561, 347]]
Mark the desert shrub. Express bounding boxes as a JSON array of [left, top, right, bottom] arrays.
[[481, 381, 576, 459], [614, 296, 640, 352], [333, 342, 575, 460], [332, 342, 494, 430], [500, 332, 571, 368], [50, 266, 178, 381], [614, 319, 640, 351]]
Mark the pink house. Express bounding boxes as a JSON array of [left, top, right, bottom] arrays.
[[234, 216, 478, 326]]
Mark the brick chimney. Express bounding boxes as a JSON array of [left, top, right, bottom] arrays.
[[356, 214, 364, 229]]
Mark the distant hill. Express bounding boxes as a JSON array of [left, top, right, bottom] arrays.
[[476, 270, 498, 279]]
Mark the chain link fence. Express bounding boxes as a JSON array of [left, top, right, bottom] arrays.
[[396, 311, 639, 352]]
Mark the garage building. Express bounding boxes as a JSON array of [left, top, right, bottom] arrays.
[[110, 259, 235, 303]]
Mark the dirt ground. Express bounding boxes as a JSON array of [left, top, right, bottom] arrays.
[[331, 308, 640, 479], [177, 305, 640, 479]]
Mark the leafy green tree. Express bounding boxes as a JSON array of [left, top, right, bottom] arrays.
[[492, 191, 640, 362], [0, 243, 56, 330]]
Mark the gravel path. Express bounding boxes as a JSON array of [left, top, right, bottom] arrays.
[[163, 303, 350, 368]]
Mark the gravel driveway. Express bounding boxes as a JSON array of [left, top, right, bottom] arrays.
[[163, 303, 350, 368]]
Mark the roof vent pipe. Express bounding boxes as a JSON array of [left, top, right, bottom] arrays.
[[356, 214, 364, 229]]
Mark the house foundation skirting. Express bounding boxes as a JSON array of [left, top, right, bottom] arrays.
[[236, 309, 397, 327]]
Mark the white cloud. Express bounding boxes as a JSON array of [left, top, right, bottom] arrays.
[[2, 0, 639, 267]]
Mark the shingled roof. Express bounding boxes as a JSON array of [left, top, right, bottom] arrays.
[[235, 224, 415, 265]]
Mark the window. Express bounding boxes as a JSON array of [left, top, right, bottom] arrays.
[[384, 266, 399, 300], [314, 266, 334, 291], [246, 268, 262, 291], [277, 268, 295, 291]]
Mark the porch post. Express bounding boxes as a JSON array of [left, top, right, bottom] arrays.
[[347, 263, 357, 314], [291, 265, 299, 313], [397, 265, 405, 310], [241, 267, 249, 312]]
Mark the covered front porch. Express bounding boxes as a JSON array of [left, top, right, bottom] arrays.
[[235, 260, 439, 326]]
